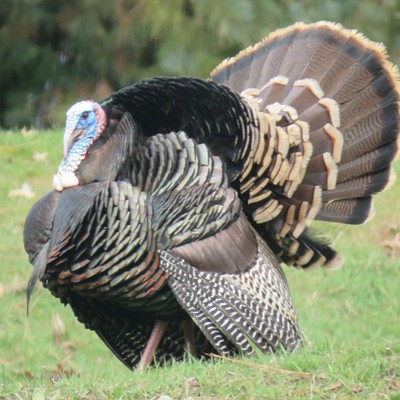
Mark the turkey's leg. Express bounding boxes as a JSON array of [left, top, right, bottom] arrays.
[[183, 319, 197, 357], [137, 320, 168, 370]]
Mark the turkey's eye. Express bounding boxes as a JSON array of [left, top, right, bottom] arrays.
[[81, 112, 89, 120]]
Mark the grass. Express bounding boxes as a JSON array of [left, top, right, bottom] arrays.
[[0, 130, 399, 399]]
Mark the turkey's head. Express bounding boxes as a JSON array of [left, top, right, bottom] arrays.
[[53, 101, 106, 191]]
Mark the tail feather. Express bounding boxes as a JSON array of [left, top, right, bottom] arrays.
[[280, 229, 343, 270], [308, 125, 343, 161], [303, 153, 338, 190], [341, 106, 397, 162], [259, 76, 288, 106], [282, 79, 325, 113], [297, 98, 340, 132], [323, 167, 393, 202], [337, 146, 396, 183], [316, 197, 373, 224]]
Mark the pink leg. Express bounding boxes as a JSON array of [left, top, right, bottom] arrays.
[[183, 320, 197, 358], [138, 320, 168, 370]]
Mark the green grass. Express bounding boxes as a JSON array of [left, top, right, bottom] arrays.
[[0, 131, 399, 399]]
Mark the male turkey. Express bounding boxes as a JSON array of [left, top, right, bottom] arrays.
[[26, 22, 400, 369], [25, 131, 301, 369], [53, 21, 400, 270]]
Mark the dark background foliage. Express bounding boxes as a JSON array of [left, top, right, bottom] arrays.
[[1, 0, 399, 128]]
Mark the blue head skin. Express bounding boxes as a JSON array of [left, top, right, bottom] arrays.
[[53, 101, 106, 191]]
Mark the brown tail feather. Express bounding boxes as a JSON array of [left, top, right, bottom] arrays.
[[337, 146, 396, 183], [340, 105, 398, 162], [211, 21, 400, 269], [323, 167, 394, 201], [316, 197, 373, 224]]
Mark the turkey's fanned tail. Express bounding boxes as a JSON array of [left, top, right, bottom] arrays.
[[211, 21, 400, 269]]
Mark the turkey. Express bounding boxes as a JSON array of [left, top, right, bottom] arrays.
[[25, 21, 400, 369], [53, 21, 400, 270], [25, 131, 301, 369]]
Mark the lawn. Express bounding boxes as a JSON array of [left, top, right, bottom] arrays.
[[0, 130, 399, 399]]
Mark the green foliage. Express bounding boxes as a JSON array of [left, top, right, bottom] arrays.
[[1, 0, 399, 128], [1, 131, 399, 398]]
